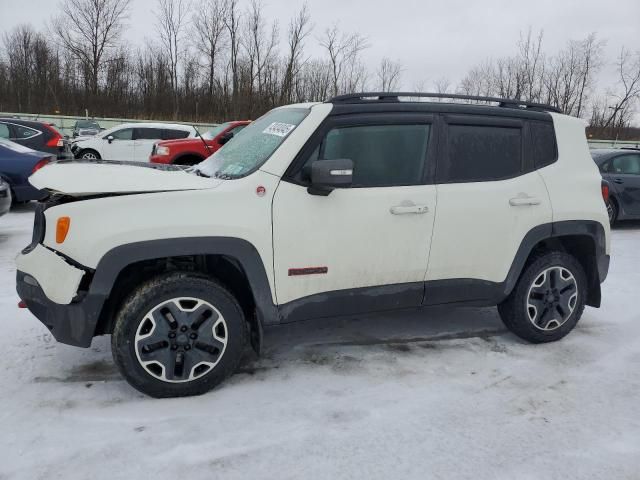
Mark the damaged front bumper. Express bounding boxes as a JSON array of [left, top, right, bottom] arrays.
[[16, 245, 103, 347]]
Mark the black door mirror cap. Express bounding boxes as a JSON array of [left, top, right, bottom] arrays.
[[308, 158, 354, 196]]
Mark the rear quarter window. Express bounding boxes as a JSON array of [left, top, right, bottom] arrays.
[[12, 124, 40, 140], [530, 121, 557, 169]]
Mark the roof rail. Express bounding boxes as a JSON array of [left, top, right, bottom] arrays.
[[327, 92, 563, 114]]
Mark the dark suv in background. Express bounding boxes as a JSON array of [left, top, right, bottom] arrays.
[[591, 148, 640, 224], [72, 120, 102, 138], [0, 118, 72, 160]]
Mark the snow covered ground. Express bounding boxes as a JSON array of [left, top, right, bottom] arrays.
[[1, 204, 639, 480]]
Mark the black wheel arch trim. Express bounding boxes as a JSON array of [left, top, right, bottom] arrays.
[[90, 236, 279, 324]]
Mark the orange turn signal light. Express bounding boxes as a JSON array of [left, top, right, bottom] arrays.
[[56, 216, 71, 244]]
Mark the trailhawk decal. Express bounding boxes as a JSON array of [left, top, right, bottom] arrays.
[[288, 267, 328, 276]]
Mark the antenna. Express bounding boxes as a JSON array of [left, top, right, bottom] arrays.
[[192, 124, 213, 156]]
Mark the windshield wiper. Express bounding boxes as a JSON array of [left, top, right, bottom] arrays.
[[188, 166, 210, 178], [214, 172, 236, 180]]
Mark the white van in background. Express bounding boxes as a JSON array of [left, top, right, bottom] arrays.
[[71, 123, 197, 162]]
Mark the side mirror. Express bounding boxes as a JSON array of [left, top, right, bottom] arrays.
[[308, 159, 353, 196], [107, 135, 114, 144], [218, 132, 234, 146]]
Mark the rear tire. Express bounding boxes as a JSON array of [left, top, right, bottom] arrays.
[[111, 272, 248, 398], [498, 251, 587, 343], [607, 199, 618, 226]]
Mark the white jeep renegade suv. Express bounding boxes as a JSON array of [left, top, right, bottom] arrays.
[[16, 93, 611, 397]]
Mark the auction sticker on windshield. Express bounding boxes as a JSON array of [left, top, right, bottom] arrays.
[[263, 122, 296, 137]]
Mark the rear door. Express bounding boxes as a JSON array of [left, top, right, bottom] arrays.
[[272, 113, 438, 317], [425, 116, 552, 300], [606, 153, 640, 217]]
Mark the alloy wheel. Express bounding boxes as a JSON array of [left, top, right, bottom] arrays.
[[81, 152, 97, 159], [134, 297, 228, 383], [526, 266, 578, 331]]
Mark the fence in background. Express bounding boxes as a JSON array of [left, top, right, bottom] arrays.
[[588, 139, 640, 149], [0, 112, 218, 137]]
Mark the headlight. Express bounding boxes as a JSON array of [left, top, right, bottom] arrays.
[[156, 146, 170, 156]]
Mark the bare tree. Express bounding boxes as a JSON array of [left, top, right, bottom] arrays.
[[51, 0, 130, 96], [591, 48, 640, 136], [518, 28, 545, 102], [244, 0, 279, 110], [434, 77, 451, 95], [193, 0, 227, 103], [377, 57, 402, 91], [320, 25, 368, 97], [155, 0, 189, 118], [223, 0, 242, 115], [281, 3, 311, 104], [575, 33, 603, 117]]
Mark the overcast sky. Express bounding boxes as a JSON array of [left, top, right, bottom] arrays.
[[1, 0, 639, 94]]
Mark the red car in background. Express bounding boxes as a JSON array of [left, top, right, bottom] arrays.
[[150, 120, 250, 165]]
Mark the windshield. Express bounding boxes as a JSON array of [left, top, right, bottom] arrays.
[[202, 123, 231, 140], [77, 121, 100, 129], [196, 108, 309, 179]]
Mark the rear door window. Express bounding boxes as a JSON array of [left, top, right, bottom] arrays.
[[134, 128, 163, 140], [441, 123, 523, 183], [162, 129, 190, 140]]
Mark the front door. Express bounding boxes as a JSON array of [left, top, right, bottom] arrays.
[[272, 114, 438, 320], [104, 127, 135, 161]]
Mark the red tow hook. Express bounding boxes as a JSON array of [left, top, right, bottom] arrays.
[[18, 300, 27, 309]]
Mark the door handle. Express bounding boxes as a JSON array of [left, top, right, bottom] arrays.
[[390, 204, 429, 215], [613, 178, 624, 184], [509, 195, 541, 207]]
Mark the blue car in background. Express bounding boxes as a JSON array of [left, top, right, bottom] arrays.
[[0, 138, 52, 205]]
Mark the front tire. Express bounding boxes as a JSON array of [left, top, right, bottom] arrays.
[[78, 149, 101, 160], [498, 251, 587, 343], [111, 273, 247, 398]]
